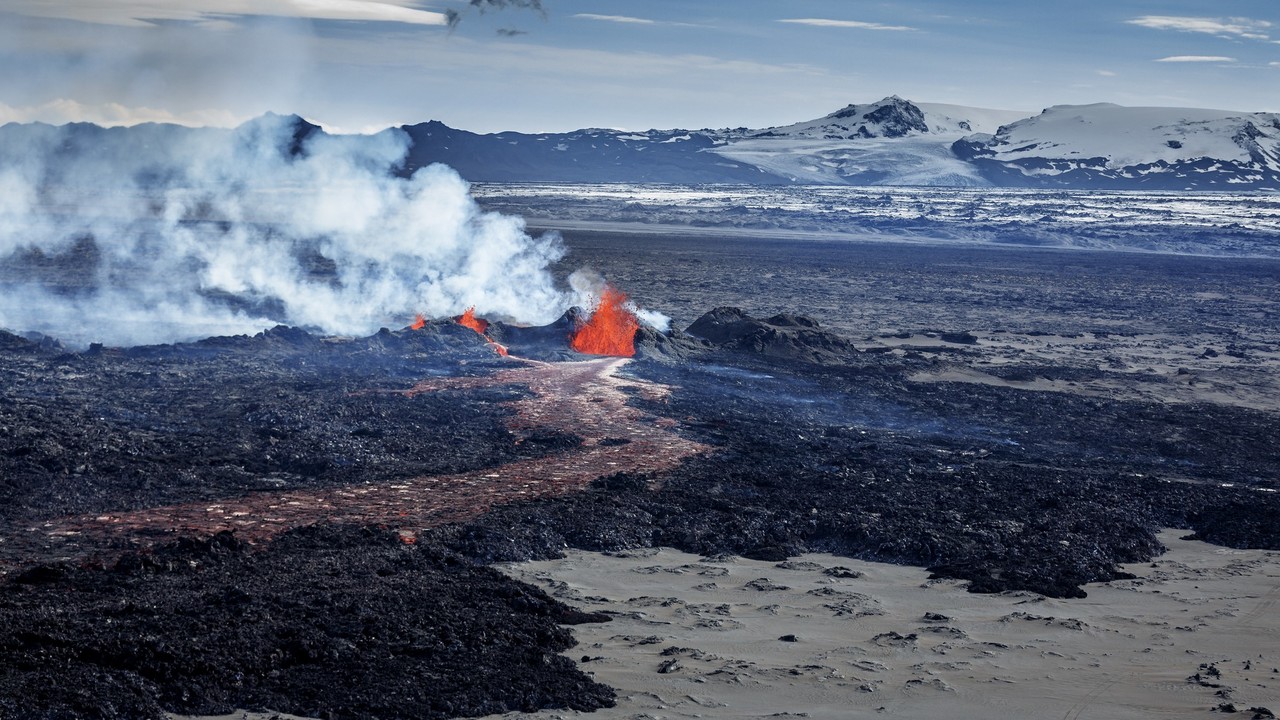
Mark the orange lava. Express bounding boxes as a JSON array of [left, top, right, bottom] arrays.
[[458, 306, 489, 335], [571, 286, 639, 357], [457, 307, 509, 356], [409, 314, 426, 331]]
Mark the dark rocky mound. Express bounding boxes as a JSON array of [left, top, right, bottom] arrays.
[[488, 308, 584, 361], [633, 324, 711, 362], [684, 307, 858, 364], [0, 329, 62, 354], [0, 525, 614, 720]]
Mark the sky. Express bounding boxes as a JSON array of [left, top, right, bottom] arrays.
[[0, 0, 1278, 133]]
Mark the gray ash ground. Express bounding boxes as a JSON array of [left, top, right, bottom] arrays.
[[2, 233, 1279, 719]]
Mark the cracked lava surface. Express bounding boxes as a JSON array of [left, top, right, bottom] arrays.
[[34, 357, 709, 556]]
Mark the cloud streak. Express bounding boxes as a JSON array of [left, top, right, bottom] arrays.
[[778, 18, 915, 31], [1127, 15, 1272, 41], [0, 99, 247, 128], [1155, 55, 1237, 63], [573, 13, 656, 25], [1, 0, 451, 28]]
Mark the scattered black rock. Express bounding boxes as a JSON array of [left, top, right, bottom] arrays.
[[743, 578, 791, 592], [778, 634, 800, 643], [743, 545, 792, 562], [871, 631, 918, 648], [657, 659, 681, 674], [922, 612, 951, 623], [0, 525, 614, 720], [823, 566, 865, 579], [776, 560, 824, 571]]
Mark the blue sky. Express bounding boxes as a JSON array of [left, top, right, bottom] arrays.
[[0, 0, 1277, 132]]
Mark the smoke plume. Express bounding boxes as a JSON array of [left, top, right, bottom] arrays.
[[0, 114, 571, 346]]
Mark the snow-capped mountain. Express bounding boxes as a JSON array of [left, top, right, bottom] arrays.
[[747, 96, 1019, 140], [953, 103, 1280, 189], [710, 97, 1027, 185]]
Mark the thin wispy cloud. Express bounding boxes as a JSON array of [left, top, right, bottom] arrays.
[[573, 14, 656, 25], [1127, 16, 1272, 41], [1155, 55, 1237, 63], [1097, 70, 1117, 77], [0, 0, 451, 28], [778, 18, 915, 31], [0, 98, 246, 127]]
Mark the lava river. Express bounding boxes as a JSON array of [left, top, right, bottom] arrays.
[[40, 357, 708, 553]]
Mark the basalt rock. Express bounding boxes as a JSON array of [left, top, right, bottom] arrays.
[[685, 307, 858, 364], [488, 308, 585, 361], [0, 525, 614, 720]]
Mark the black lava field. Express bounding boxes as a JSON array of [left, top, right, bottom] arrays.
[[2, 235, 1279, 719]]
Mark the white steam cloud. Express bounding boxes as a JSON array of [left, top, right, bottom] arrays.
[[0, 115, 574, 346]]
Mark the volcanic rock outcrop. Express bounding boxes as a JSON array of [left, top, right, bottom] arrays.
[[684, 306, 858, 364]]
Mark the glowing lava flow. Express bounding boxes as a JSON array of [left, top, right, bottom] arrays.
[[409, 314, 426, 331], [571, 286, 639, 357], [456, 306, 508, 357]]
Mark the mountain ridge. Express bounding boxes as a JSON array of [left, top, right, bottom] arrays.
[[3, 98, 1279, 189]]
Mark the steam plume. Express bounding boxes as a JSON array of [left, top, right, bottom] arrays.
[[0, 114, 570, 346]]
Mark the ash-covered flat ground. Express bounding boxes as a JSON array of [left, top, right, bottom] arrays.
[[2, 229, 1279, 719]]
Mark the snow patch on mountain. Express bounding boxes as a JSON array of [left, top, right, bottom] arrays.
[[712, 97, 1026, 185], [954, 103, 1280, 188]]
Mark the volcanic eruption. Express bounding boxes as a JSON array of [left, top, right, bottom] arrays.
[[456, 306, 508, 356], [570, 286, 640, 357]]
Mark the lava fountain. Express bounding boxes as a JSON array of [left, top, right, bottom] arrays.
[[571, 286, 639, 357], [458, 306, 490, 335], [456, 306, 508, 356]]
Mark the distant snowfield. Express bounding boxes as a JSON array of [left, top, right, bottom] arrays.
[[473, 184, 1280, 258], [713, 136, 990, 186], [703, 98, 1280, 188], [977, 103, 1275, 169], [709, 98, 1029, 186]]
